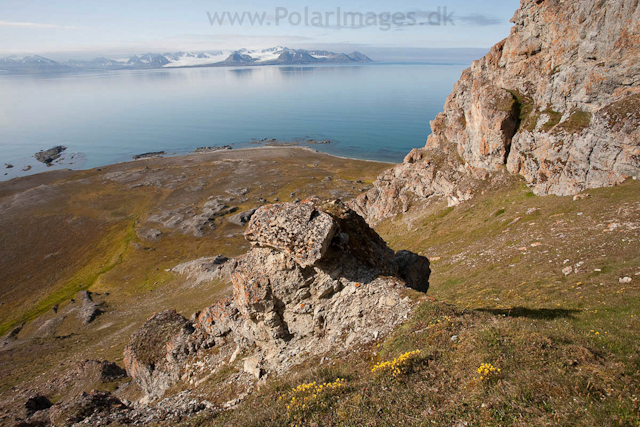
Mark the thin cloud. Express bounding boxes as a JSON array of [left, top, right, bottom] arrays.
[[0, 21, 85, 30], [407, 9, 501, 27], [458, 14, 501, 26]]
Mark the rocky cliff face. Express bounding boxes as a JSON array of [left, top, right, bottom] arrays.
[[354, 0, 640, 223], [123, 199, 430, 399]]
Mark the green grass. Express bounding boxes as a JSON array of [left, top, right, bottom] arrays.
[[3, 150, 639, 425], [197, 297, 640, 426], [184, 177, 640, 426], [0, 219, 136, 336]]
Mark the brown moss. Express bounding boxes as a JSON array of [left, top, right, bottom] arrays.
[[557, 109, 592, 134], [599, 94, 640, 129]]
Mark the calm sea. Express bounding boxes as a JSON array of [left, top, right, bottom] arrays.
[[0, 63, 467, 180]]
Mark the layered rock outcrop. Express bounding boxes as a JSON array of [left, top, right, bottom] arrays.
[[354, 0, 640, 224], [123, 199, 430, 398]]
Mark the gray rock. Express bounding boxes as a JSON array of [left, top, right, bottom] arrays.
[[77, 290, 102, 325], [139, 228, 163, 241], [123, 310, 208, 398], [34, 146, 66, 165], [243, 355, 263, 379], [394, 250, 431, 293], [227, 208, 257, 226], [172, 255, 233, 286], [353, 0, 640, 223], [226, 187, 248, 196], [244, 200, 336, 267]]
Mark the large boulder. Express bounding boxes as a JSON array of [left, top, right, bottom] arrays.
[[123, 310, 203, 398], [244, 200, 337, 267], [126, 199, 431, 397], [226, 199, 430, 368]]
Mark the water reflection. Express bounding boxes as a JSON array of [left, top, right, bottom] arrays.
[[0, 63, 467, 180]]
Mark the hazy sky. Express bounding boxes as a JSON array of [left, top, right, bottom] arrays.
[[1, 0, 521, 58]]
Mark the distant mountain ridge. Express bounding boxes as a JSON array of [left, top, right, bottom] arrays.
[[0, 47, 373, 74]]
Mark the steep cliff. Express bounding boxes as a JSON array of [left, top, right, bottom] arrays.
[[354, 0, 640, 223]]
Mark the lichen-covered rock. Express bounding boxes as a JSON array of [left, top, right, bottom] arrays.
[[244, 200, 337, 267], [196, 297, 241, 338], [125, 200, 430, 398], [225, 200, 429, 371], [123, 310, 204, 398], [354, 0, 640, 223]]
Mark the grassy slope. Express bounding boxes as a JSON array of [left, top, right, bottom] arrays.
[[195, 177, 640, 427], [0, 149, 391, 402]]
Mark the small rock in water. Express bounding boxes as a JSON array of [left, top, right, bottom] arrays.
[[35, 146, 67, 165], [132, 151, 165, 160]]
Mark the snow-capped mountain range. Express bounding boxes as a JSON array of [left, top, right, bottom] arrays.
[[0, 47, 372, 74]]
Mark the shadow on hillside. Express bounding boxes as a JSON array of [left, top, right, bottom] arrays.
[[477, 307, 581, 320]]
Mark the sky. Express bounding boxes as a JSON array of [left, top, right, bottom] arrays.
[[0, 0, 521, 60]]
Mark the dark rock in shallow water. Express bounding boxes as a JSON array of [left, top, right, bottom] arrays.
[[194, 145, 232, 153], [34, 146, 67, 165], [132, 151, 165, 160], [4, 163, 13, 169]]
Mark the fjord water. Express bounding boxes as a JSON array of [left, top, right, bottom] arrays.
[[0, 63, 466, 179]]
